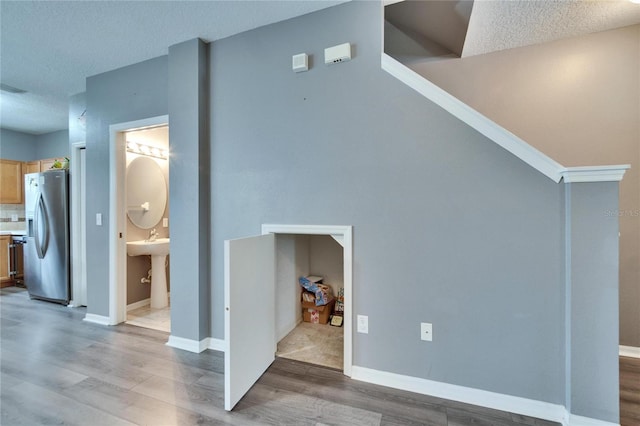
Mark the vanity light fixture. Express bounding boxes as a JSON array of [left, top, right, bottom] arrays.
[[126, 141, 168, 160]]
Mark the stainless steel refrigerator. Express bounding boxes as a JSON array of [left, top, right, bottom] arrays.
[[24, 170, 70, 304]]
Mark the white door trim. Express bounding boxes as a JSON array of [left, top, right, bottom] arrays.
[[108, 115, 168, 325], [70, 141, 87, 307], [261, 223, 353, 377]]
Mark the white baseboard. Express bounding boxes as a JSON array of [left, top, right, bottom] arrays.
[[206, 338, 226, 352], [127, 298, 150, 312], [619, 345, 640, 359], [166, 335, 209, 353], [568, 414, 619, 426], [83, 313, 112, 326], [352, 366, 618, 426]]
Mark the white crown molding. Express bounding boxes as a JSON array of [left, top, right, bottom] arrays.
[[561, 166, 630, 183], [381, 54, 631, 186], [381, 53, 565, 183]]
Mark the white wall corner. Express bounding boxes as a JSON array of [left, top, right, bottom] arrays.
[[166, 335, 209, 353], [83, 313, 113, 326], [620, 345, 640, 359], [561, 166, 630, 183]]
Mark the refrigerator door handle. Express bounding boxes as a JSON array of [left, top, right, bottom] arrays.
[[6, 240, 11, 275], [34, 193, 48, 259]]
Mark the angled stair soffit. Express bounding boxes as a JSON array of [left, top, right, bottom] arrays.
[[381, 1, 631, 184]]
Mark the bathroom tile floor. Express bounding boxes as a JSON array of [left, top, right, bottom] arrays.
[[126, 303, 171, 333], [276, 320, 343, 370]]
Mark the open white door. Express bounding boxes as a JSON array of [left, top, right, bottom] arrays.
[[224, 233, 275, 411]]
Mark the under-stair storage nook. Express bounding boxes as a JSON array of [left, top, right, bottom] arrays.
[[223, 224, 352, 411], [274, 234, 345, 370]]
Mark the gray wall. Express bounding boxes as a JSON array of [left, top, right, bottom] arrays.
[[1, 128, 37, 160], [85, 55, 168, 317], [210, 1, 565, 404], [168, 38, 210, 341], [568, 182, 620, 422], [309, 235, 343, 295], [402, 24, 640, 348], [1, 128, 69, 161], [36, 129, 69, 159], [78, 0, 621, 420], [275, 234, 309, 340], [69, 92, 86, 145]]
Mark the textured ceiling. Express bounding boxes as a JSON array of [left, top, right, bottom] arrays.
[[2, 0, 640, 136], [464, 0, 640, 57], [0, 0, 347, 135]]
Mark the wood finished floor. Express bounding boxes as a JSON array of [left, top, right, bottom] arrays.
[[621, 356, 640, 426], [0, 286, 581, 426]]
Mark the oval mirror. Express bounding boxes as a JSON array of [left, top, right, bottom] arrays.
[[126, 156, 167, 229]]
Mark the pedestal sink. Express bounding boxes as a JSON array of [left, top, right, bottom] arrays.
[[127, 238, 170, 309]]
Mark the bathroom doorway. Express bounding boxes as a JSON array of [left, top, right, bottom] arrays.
[[123, 125, 170, 332], [108, 115, 170, 332]]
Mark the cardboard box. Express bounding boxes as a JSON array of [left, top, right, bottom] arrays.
[[302, 298, 335, 324]]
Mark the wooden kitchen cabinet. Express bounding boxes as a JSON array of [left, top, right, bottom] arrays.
[[0, 236, 11, 285], [40, 158, 58, 171], [0, 236, 24, 288], [24, 158, 60, 173], [23, 161, 40, 174], [0, 159, 23, 204]]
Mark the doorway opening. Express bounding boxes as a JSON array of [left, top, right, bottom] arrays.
[[70, 141, 86, 307], [262, 224, 352, 375], [108, 115, 170, 332], [274, 234, 344, 370], [223, 224, 352, 411]]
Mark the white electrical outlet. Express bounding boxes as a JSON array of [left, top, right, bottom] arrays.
[[357, 315, 368, 334], [421, 322, 433, 341], [162, 217, 169, 227], [96, 213, 102, 226], [10, 214, 18, 222]]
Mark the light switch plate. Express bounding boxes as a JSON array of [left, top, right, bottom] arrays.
[[10, 214, 18, 222], [357, 315, 368, 334], [96, 213, 102, 226]]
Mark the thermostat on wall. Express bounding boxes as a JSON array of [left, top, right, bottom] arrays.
[[324, 43, 351, 65]]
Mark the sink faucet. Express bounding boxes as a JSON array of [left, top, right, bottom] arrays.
[[147, 228, 159, 242]]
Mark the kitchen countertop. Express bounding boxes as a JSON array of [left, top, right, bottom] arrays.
[[0, 231, 26, 236]]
